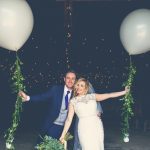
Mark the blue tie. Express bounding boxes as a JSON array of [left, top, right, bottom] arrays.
[[65, 91, 70, 110]]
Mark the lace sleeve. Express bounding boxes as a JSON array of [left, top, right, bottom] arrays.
[[70, 98, 76, 106], [87, 93, 96, 101]]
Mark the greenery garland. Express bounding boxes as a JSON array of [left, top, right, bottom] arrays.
[[121, 57, 136, 142], [4, 54, 26, 150], [36, 133, 73, 150]]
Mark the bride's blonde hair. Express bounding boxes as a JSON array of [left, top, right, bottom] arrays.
[[73, 78, 90, 97]]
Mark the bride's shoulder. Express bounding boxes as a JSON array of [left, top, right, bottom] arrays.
[[86, 93, 96, 100], [70, 97, 77, 105]]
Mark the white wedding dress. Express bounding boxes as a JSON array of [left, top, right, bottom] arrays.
[[71, 94, 104, 150]]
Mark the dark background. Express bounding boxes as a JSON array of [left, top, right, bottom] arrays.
[[0, 0, 149, 132]]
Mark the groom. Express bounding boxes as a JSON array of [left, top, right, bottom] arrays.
[[19, 70, 77, 145]]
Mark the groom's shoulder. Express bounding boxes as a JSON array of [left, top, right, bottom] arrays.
[[50, 84, 64, 90]]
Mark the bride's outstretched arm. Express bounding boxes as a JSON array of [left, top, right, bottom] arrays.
[[95, 86, 129, 101], [59, 103, 75, 143]]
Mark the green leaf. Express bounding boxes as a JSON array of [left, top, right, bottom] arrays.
[[121, 60, 136, 140], [5, 54, 26, 150], [36, 136, 65, 150]]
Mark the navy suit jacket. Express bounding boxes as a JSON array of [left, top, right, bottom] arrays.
[[30, 85, 65, 134]]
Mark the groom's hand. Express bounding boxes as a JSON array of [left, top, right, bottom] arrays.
[[97, 112, 102, 118], [18, 91, 28, 101]]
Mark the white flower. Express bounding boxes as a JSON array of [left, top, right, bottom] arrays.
[[123, 134, 129, 142], [6, 143, 12, 149], [123, 136, 129, 142]]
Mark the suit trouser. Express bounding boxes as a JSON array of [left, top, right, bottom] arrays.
[[36, 123, 64, 145]]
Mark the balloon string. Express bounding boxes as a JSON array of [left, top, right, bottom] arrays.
[[129, 55, 132, 65], [16, 51, 17, 57], [16, 51, 19, 61]]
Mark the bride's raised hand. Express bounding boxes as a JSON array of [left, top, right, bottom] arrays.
[[125, 86, 130, 94]]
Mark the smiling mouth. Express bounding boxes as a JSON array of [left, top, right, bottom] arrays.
[[77, 90, 82, 92]]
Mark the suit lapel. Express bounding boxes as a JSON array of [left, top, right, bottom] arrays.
[[70, 91, 74, 99], [57, 86, 64, 111], [56, 86, 73, 112]]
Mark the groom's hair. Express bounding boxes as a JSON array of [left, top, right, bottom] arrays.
[[65, 70, 77, 78]]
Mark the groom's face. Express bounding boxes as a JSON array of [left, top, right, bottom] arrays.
[[64, 72, 76, 89]]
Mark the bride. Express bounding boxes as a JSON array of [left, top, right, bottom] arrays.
[[59, 78, 129, 150]]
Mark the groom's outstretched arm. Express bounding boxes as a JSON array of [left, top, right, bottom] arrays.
[[19, 85, 56, 102]]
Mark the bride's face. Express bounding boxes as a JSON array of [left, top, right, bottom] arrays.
[[75, 81, 87, 96]]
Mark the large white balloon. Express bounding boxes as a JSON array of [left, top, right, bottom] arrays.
[[0, 0, 34, 51], [120, 9, 150, 55]]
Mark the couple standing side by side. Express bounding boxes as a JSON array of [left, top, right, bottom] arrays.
[[19, 70, 103, 150], [19, 70, 129, 150]]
